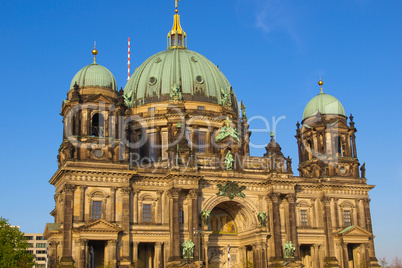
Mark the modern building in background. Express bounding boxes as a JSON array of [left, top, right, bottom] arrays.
[[44, 3, 380, 268], [24, 233, 47, 268]]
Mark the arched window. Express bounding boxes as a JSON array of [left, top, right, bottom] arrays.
[[334, 136, 344, 156], [91, 113, 104, 137]]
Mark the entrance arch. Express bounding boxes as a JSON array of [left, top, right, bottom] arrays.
[[202, 196, 268, 268]]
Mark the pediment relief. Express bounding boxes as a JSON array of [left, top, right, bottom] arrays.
[[74, 219, 122, 233]]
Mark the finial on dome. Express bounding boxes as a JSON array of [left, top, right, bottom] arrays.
[[92, 42, 98, 64], [167, 0, 187, 49], [318, 78, 323, 93], [175, 0, 179, 13]]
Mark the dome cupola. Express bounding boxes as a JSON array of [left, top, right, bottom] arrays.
[[70, 49, 117, 91], [123, 1, 237, 111], [302, 79, 345, 120]]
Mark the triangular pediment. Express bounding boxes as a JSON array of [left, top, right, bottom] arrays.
[[86, 94, 112, 103], [75, 219, 122, 233], [336, 225, 373, 238]]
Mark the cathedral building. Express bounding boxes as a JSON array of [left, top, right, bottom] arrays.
[[44, 3, 380, 268]]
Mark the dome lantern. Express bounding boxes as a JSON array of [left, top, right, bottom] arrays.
[[167, 0, 187, 49]]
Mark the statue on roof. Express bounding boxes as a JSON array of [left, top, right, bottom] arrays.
[[216, 117, 240, 142], [220, 87, 232, 107], [170, 83, 183, 101]]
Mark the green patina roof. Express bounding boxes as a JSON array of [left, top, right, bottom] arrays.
[[45, 223, 60, 231], [303, 92, 345, 120], [123, 48, 237, 107], [338, 225, 355, 234], [70, 63, 117, 91]]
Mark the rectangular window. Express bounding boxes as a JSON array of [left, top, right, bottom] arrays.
[[25, 236, 33, 240], [148, 132, 157, 161], [197, 106, 205, 110], [37, 265, 46, 268], [92, 201, 102, 219], [27, 250, 34, 254], [143, 204, 151, 222], [197, 131, 207, 153], [148, 107, 155, 112], [300, 210, 308, 226], [344, 210, 352, 226], [36, 236, 45, 240], [179, 210, 184, 223], [36, 257, 46, 261], [36, 243, 47, 248], [36, 250, 47, 254], [28, 243, 34, 248]]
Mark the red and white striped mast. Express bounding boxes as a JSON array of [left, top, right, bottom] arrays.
[[127, 37, 131, 82]]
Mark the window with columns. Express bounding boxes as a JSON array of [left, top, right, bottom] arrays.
[[300, 210, 308, 226], [92, 201, 102, 219], [297, 201, 312, 227], [340, 201, 355, 227], [343, 210, 352, 226], [197, 131, 207, 153], [91, 113, 105, 137], [143, 204, 151, 222]]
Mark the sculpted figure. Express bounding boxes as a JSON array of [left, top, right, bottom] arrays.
[[360, 162, 366, 178], [224, 150, 234, 170]]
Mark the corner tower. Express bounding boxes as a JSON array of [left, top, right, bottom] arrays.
[[295, 80, 360, 178], [58, 48, 126, 167]]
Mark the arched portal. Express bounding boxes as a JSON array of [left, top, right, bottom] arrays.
[[202, 197, 268, 268]]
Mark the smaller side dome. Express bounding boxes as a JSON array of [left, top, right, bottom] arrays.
[[303, 81, 345, 120], [70, 63, 117, 91]]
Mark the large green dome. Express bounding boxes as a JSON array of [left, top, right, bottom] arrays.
[[123, 48, 237, 109], [70, 63, 117, 91], [303, 92, 345, 120]]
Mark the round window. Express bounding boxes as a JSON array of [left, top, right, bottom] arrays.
[[149, 77, 157, 85], [196, 75, 204, 84], [94, 149, 103, 158]]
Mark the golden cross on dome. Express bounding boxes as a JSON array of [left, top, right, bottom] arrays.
[[175, 0, 180, 13]]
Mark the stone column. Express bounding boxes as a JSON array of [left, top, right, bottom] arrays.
[[321, 197, 339, 266], [157, 191, 163, 224], [120, 187, 131, 265], [363, 199, 378, 262], [155, 242, 162, 267], [190, 190, 199, 259], [107, 240, 118, 268], [333, 198, 339, 229], [156, 127, 162, 160], [110, 187, 116, 222], [81, 109, 89, 136], [206, 131, 211, 153], [168, 188, 181, 260], [260, 242, 268, 268], [342, 242, 349, 268], [133, 189, 139, 224], [48, 241, 60, 268], [204, 244, 209, 268], [286, 194, 300, 259], [270, 193, 283, 259], [78, 239, 87, 268], [79, 186, 86, 222], [60, 184, 75, 266], [132, 242, 139, 267]]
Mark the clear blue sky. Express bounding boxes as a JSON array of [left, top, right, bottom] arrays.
[[0, 0, 400, 261]]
